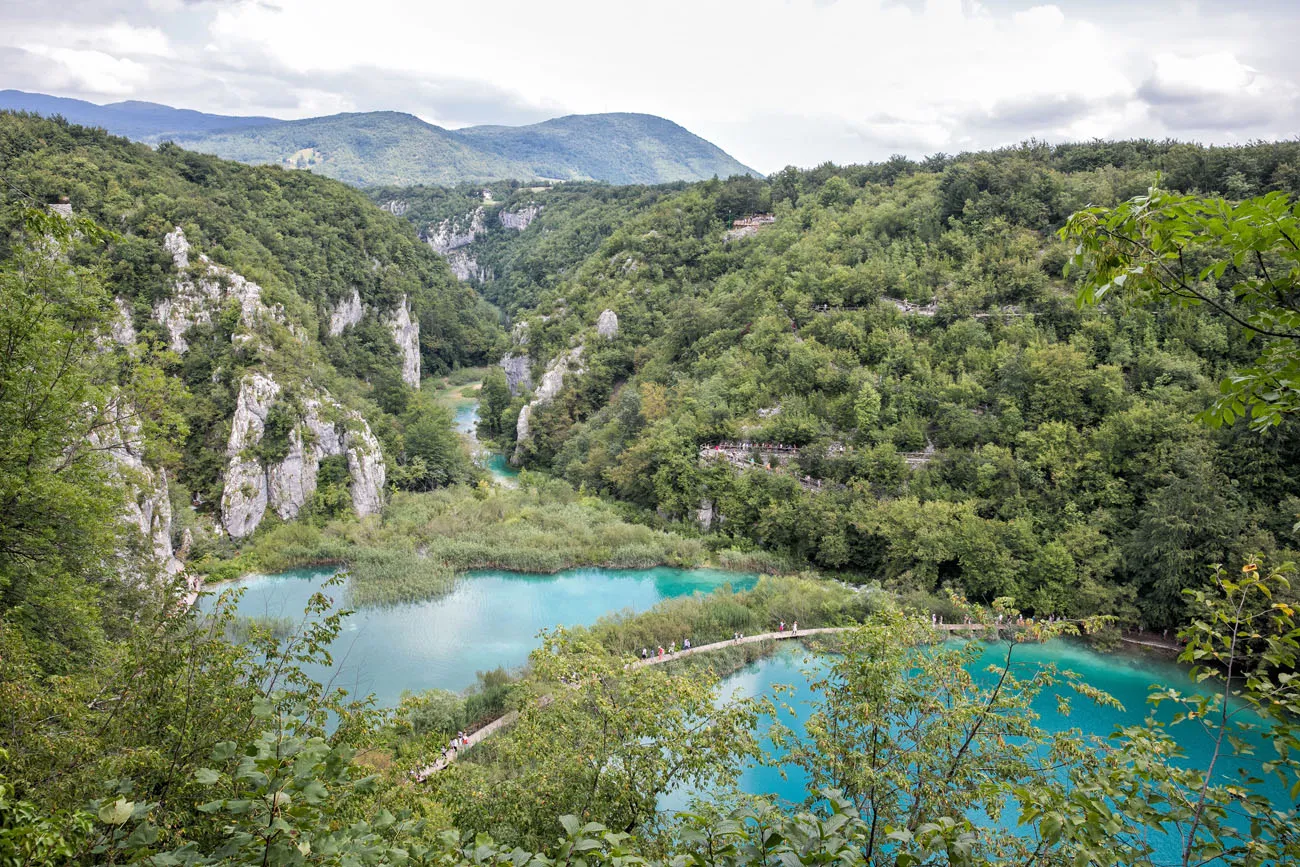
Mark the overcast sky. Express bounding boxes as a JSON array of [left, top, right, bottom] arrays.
[[1, 0, 1296, 173]]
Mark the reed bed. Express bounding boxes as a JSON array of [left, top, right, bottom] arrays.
[[240, 481, 714, 606]]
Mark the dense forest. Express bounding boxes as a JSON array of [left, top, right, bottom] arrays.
[[2, 115, 1299, 866], [418, 139, 1300, 630]]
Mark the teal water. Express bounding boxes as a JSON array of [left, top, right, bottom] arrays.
[[687, 640, 1290, 860], [207, 566, 757, 708], [451, 399, 477, 435], [451, 398, 519, 483]]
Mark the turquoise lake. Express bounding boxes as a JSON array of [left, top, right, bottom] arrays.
[[208, 566, 757, 707], [687, 640, 1289, 861], [212, 565, 1288, 859]]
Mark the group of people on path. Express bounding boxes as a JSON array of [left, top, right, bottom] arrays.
[[639, 620, 804, 658], [441, 730, 471, 761], [641, 637, 696, 661]]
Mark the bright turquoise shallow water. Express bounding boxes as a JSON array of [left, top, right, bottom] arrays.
[[208, 566, 756, 708]]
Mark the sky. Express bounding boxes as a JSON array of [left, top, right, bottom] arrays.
[[1, 0, 1296, 174]]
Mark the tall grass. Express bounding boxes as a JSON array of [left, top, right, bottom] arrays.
[[239, 480, 712, 606]]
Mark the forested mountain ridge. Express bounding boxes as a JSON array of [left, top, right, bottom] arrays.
[[0, 88, 278, 139], [0, 91, 761, 185], [166, 111, 759, 186], [477, 140, 1300, 629], [0, 112, 503, 584]]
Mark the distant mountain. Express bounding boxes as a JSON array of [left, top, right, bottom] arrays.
[[0, 89, 276, 140], [0, 90, 760, 186], [168, 111, 760, 186], [454, 113, 759, 185]]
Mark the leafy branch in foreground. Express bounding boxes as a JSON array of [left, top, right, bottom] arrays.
[[1063, 189, 1300, 429]]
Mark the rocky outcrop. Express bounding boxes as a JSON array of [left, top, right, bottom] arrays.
[[427, 208, 485, 255], [499, 204, 541, 231], [105, 298, 137, 348], [91, 401, 183, 576], [426, 209, 493, 282], [222, 373, 387, 537], [380, 199, 409, 217], [221, 373, 281, 539], [385, 295, 421, 387], [328, 288, 364, 336], [345, 422, 386, 517], [596, 309, 619, 339], [514, 346, 584, 462], [500, 353, 533, 397], [154, 227, 281, 353], [444, 249, 490, 282]]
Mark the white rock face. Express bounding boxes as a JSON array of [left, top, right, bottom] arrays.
[[514, 346, 584, 462], [223, 376, 386, 536], [92, 403, 183, 576], [426, 209, 493, 282], [499, 204, 542, 230], [444, 249, 491, 282], [221, 373, 281, 539], [596, 309, 619, 339], [154, 227, 279, 353], [426, 208, 485, 254], [385, 295, 421, 387], [345, 422, 386, 516], [381, 199, 409, 217], [328, 288, 364, 336], [163, 226, 190, 269], [108, 298, 137, 347], [267, 398, 344, 521], [500, 353, 533, 397]]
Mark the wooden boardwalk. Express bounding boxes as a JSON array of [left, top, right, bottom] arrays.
[[412, 622, 996, 781]]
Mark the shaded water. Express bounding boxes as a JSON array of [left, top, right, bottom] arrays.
[[209, 566, 757, 708]]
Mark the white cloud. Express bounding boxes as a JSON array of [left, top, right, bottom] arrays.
[[1, 0, 1298, 171], [19, 45, 152, 95]]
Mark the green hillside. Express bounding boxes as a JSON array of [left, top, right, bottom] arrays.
[[168, 110, 759, 186], [482, 142, 1300, 630]]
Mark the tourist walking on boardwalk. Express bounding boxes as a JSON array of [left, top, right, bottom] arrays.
[[792, 620, 798, 633], [657, 645, 664, 659], [641, 647, 648, 660], [669, 640, 676, 655], [779, 620, 785, 632], [683, 637, 691, 650]]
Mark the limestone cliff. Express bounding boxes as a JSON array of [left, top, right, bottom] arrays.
[[221, 373, 388, 538], [499, 204, 542, 231], [91, 403, 183, 577], [384, 295, 421, 388], [328, 288, 364, 336], [426, 208, 484, 254], [425, 209, 492, 282], [514, 346, 584, 463], [154, 227, 283, 353], [500, 353, 533, 397], [596, 309, 619, 339], [221, 373, 281, 539]]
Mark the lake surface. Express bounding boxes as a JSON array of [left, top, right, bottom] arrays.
[[209, 565, 757, 707], [683, 640, 1289, 860]]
